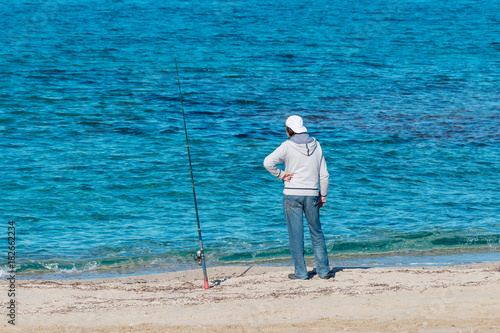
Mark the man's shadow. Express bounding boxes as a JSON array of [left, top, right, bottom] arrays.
[[310, 266, 369, 278]]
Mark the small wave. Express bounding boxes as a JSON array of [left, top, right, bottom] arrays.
[[46, 261, 100, 274], [0, 266, 12, 278], [432, 235, 500, 246], [15, 261, 101, 278]]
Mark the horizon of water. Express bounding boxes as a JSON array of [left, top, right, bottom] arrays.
[[1, 0, 499, 279]]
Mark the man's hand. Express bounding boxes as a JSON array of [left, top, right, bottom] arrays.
[[319, 196, 326, 208], [283, 172, 294, 182]]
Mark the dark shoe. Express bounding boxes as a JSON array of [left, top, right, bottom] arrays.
[[288, 273, 311, 280], [320, 274, 331, 280]]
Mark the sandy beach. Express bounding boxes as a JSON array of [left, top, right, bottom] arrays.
[[3, 262, 500, 332]]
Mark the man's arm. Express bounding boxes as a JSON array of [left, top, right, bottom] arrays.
[[264, 143, 288, 180], [319, 151, 329, 208]]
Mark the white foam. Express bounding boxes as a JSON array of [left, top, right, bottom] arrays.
[[40, 261, 100, 275], [0, 265, 11, 278]]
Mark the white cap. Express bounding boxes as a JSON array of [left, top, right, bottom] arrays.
[[286, 115, 307, 133]]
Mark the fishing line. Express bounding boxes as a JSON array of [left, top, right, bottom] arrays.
[[175, 56, 209, 290]]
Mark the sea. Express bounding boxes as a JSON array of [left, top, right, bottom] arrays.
[[1, 0, 499, 279]]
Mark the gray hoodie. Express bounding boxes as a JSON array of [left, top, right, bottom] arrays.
[[264, 133, 329, 198]]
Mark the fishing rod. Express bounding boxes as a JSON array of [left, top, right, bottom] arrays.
[[175, 56, 209, 290]]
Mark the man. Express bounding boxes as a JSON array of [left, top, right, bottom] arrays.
[[264, 115, 331, 280]]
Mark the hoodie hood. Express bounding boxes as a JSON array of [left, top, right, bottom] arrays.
[[289, 133, 317, 156]]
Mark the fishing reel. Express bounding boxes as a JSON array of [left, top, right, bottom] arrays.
[[190, 250, 203, 266]]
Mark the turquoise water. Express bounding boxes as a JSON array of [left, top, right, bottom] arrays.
[[1, 0, 499, 278]]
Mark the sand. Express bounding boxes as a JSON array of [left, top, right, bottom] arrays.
[[2, 262, 500, 332]]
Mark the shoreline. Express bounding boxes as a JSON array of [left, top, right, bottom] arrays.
[[3, 262, 500, 332], [10, 249, 500, 280]]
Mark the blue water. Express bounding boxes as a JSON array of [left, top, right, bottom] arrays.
[[1, 0, 499, 278]]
